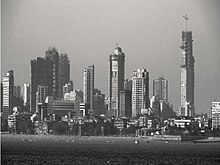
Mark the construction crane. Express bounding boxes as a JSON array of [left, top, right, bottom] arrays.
[[183, 14, 189, 31]]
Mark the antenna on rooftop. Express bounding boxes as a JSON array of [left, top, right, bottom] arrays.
[[183, 14, 189, 31]]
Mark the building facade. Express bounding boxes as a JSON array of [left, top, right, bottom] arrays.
[[2, 70, 14, 120], [20, 83, 30, 107], [58, 53, 70, 99], [132, 69, 149, 117], [211, 101, 220, 129], [179, 31, 195, 117], [31, 47, 70, 113], [63, 81, 74, 97], [153, 76, 168, 102], [83, 65, 94, 112], [94, 88, 105, 116], [30, 57, 48, 112], [45, 47, 60, 99], [108, 46, 125, 118], [119, 79, 132, 117]]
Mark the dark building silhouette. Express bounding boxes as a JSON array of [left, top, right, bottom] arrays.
[[94, 88, 105, 116], [58, 53, 70, 99], [30, 57, 47, 112], [30, 47, 70, 113], [83, 65, 94, 113], [45, 47, 59, 99]]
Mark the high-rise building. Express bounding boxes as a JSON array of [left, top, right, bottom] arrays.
[[153, 76, 168, 102], [58, 53, 70, 99], [94, 88, 105, 116], [211, 101, 220, 129], [108, 46, 125, 118], [179, 30, 195, 117], [30, 57, 47, 112], [14, 85, 21, 98], [20, 83, 30, 107], [36, 85, 48, 113], [83, 65, 94, 112], [2, 70, 14, 120], [31, 47, 70, 112], [45, 47, 59, 99], [120, 79, 132, 117], [132, 69, 149, 117]]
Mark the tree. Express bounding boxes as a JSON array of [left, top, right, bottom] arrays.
[[52, 122, 68, 134]]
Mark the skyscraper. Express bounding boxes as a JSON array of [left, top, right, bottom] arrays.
[[132, 69, 149, 117], [58, 53, 70, 99], [83, 65, 94, 112], [45, 47, 59, 99], [153, 76, 168, 102], [94, 88, 105, 116], [2, 70, 14, 120], [30, 57, 47, 112], [179, 30, 195, 117], [20, 83, 30, 107], [36, 85, 48, 113], [120, 79, 132, 117], [108, 46, 125, 118]]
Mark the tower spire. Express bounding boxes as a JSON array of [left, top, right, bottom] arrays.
[[183, 14, 189, 31]]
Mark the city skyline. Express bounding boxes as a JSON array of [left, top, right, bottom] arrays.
[[2, 0, 220, 114]]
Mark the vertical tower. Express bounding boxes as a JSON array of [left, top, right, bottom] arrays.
[[132, 69, 149, 117], [179, 29, 195, 116], [20, 83, 30, 107], [94, 88, 105, 116], [153, 76, 168, 102], [2, 70, 14, 120], [83, 65, 94, 112], [58, 53, 70, 99], [45, 47, 59, 99], [30, 57, 47, 112], [108, 46, 125, 118]]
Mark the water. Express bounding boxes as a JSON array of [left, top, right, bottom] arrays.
[[2, 134, 220, 164]]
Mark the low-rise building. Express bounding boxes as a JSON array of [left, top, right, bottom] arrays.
[[211, 101, 220, 129]]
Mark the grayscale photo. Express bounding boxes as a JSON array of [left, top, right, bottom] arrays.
[[1, 0, 220, 164]]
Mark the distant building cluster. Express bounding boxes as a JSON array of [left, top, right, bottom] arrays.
[[1, 26, 220, 135]]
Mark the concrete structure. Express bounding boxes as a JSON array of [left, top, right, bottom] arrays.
[[47, 99, 80, 118], [153, 76, 168, 102], [211, 101, 220, 129], [45, 47, 60, 99], [83, 65, 94, 113], [20, 83, 30, 107], [132, 69, 149, 117], [58, 53, 70, 99], [64, 90, 83, 103], [30, 57, 48, 112], [31, 47, 71, 112], [179, 30, 195, 117], [94, 88, 105, 116], [14, 85, 21, 98], [108, 46, 125, 117], [80, 103, 90, 117], [63, 81, 73, 97], [2, 70, 14, 120]]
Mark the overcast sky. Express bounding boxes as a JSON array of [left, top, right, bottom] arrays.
[[2, 0, 220, 114]]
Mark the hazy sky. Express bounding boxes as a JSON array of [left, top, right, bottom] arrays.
[[2, 0, 220, 114]]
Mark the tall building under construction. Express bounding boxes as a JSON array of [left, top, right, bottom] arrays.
[[179, 30, 195, 117]]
